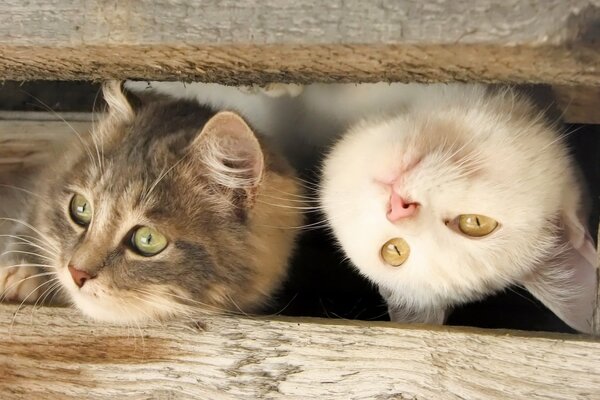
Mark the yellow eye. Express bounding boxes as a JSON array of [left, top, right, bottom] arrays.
[[132, 226, 168, 256], [69, 194, 92, 226], [380, 237, 410, 267], [458, 214, 498, 237]]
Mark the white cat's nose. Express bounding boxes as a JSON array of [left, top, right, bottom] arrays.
[[387, 191, 418, 222]]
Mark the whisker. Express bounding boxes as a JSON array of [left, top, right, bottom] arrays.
[[264, 292, 299, 317], [1, 263, 57, 270], [256, 219, 333, 231], [35, 280, 62, 309], [0, 184, 50, 205], [143, 157, 188, 203], [30, 280, 62, 324], [11, 276, 57, 328], [255, 200, 324, 212], [0, 271, 57, 300], [1, 250, 54, 263], [45, 284, 65, 306], [0, 234, 59, 257], [225, 294, 254, 319], [540, 125, 585, 152], [133, 288, 244, 318], [7, 233, 56, 252], [257, 193, 321, 203], [0, 218, 58, 251], [24, 91, 98, 170]]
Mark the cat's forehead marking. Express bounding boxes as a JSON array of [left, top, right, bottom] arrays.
[[88, 185, 147, 244], [92, 195, 112, 232]]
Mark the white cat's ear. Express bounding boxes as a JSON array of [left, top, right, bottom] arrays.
[[522, 203, 598, 334], [379, 287, 447, 325], [195, 111, 265, 194]]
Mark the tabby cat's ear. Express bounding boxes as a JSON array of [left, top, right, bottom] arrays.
[[193, 111, 265, 196], [102, 81, 135, 123]]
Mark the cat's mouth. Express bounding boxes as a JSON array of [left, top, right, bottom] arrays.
[[58, 267, 184, 323], [59, 266, 104, 298]]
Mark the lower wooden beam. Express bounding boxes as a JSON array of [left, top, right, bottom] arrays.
[[0, 304, 599, 399]]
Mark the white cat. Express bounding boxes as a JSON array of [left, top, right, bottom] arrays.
[[320, 84, 598, 333]]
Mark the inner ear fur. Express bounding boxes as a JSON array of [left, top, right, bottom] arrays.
[[102, 81, 135, 122], [192, 111, 265, 198]]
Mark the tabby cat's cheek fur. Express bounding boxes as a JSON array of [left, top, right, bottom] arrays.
[[0, 81, 303, 324]]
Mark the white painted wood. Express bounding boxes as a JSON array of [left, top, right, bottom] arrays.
[[0, 0, 599, 84], [1, 303, 600, 399]]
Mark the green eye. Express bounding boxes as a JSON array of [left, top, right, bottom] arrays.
[[69, 194, 92, 226], [131, 226, 168, 256]]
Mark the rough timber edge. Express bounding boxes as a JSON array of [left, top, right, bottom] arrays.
[[1, 303, 600, 399]]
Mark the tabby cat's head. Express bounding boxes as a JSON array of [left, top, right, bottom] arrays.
[[38, 82, 302, 323]]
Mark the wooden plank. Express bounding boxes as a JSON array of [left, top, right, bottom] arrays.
[[553, 86, 600, 125], [1, 303, 599, 399], [0, 0, 599, 84], [0, 114, 92, 173], [0, 111, 97, 122]]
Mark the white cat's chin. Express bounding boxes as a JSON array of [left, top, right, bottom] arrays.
[[57, 269, 179, 324]]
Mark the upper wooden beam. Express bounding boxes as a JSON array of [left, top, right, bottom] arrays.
[[0, 0, 599, 84], [1, 304, 600, 399]]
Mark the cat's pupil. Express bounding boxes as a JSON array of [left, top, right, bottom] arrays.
[[475, 217, 480, 227], [77, 203, 87, 214]]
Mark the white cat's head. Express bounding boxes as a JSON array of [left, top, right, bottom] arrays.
[[320, 86, 597, 332]]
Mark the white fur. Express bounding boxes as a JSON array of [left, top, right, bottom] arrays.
[[124, 81, 428, 168], [102, 81, 134, 122], [56, 266, 186, 324], [320, 84, 597, 332], [124, 81, 289, 138]]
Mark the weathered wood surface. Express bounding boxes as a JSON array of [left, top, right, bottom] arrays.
[[0, 112, 93, 174], [1, 303, 600, 400], [553, 86, 600, 125], [0, 0, 599, 84]]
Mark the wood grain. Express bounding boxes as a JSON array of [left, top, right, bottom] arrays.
[[1, 303, 600, 399], [0, 0, 599, 84], [553, 86, 600, 125], [0, 112, 93, 174]]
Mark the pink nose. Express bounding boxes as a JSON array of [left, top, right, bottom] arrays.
[[387, 191, 418, 222], [68, 265, 94, 288]]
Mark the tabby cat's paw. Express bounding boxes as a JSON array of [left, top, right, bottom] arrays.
[[0, 265, 45, 303]]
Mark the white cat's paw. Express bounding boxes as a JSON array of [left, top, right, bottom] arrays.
[[0, 265, 45, 303]]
